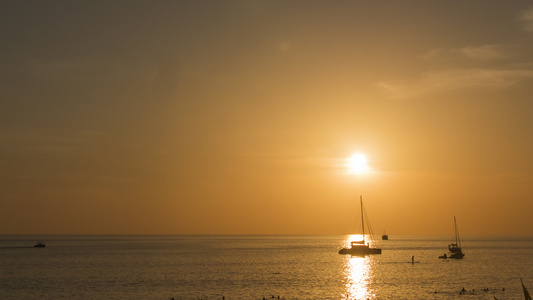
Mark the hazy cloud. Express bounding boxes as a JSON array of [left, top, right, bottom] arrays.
[[419, 45, 509, 66], [378, 68, 533, 99], [519, 6, 533, 32], [380, 44, 533, 99], [457, 45, 507, 61]]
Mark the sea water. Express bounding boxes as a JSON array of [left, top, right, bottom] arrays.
[[0, 235, 532, 299]]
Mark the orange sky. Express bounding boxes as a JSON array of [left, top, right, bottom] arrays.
[[2, 1, 533, 235]]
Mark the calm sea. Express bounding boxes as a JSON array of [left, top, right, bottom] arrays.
[[1, 235, 532, 299]]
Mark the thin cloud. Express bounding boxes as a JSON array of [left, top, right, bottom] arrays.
[[419, 45, 509, 65], [380, 44, 533, 99], [519, 6, 533, 32], [378, 68, 533, 99], [458, 45, 507, 61]]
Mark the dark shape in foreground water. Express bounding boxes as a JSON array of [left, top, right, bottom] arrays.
[[34, 241, 46, 248]]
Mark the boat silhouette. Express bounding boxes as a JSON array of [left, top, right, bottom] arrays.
[[339, 196, 382, 255], [439, 216, 464, 259]]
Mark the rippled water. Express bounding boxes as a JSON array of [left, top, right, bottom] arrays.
[[1, 235, 532, 299]]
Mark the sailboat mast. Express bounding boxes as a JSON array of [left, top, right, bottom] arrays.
[[454, 216, 461, 247], [360, 195, 365, 240]]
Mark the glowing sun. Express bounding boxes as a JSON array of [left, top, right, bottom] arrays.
[[347, 153, 370, 174]]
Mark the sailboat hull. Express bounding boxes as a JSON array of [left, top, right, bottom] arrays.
[[449, 252, 464, 259], [339, 246, 382, 255]]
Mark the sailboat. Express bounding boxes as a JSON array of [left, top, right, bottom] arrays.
[[339, 196, 382, 255], [446, 216, 464, 259]]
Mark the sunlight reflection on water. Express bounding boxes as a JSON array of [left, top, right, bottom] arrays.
[[342, 255, 375, 299]]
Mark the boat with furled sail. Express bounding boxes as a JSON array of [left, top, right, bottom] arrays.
[[339, 196, 382, 255], [448, 216, 464, 259], [439, 216, 464, 259]]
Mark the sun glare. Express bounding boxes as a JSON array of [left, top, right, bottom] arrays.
[[347, 153, 370, 174], [343, 255, 373, 299]]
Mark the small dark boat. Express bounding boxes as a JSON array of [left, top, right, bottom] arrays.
[[382, 231, 389, 240], [339, 196, 382, 255], [449, 247, 464, 259], [34, 242, 46, 248]]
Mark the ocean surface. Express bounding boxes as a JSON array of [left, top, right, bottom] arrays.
[[1, 235, 532, 299]]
